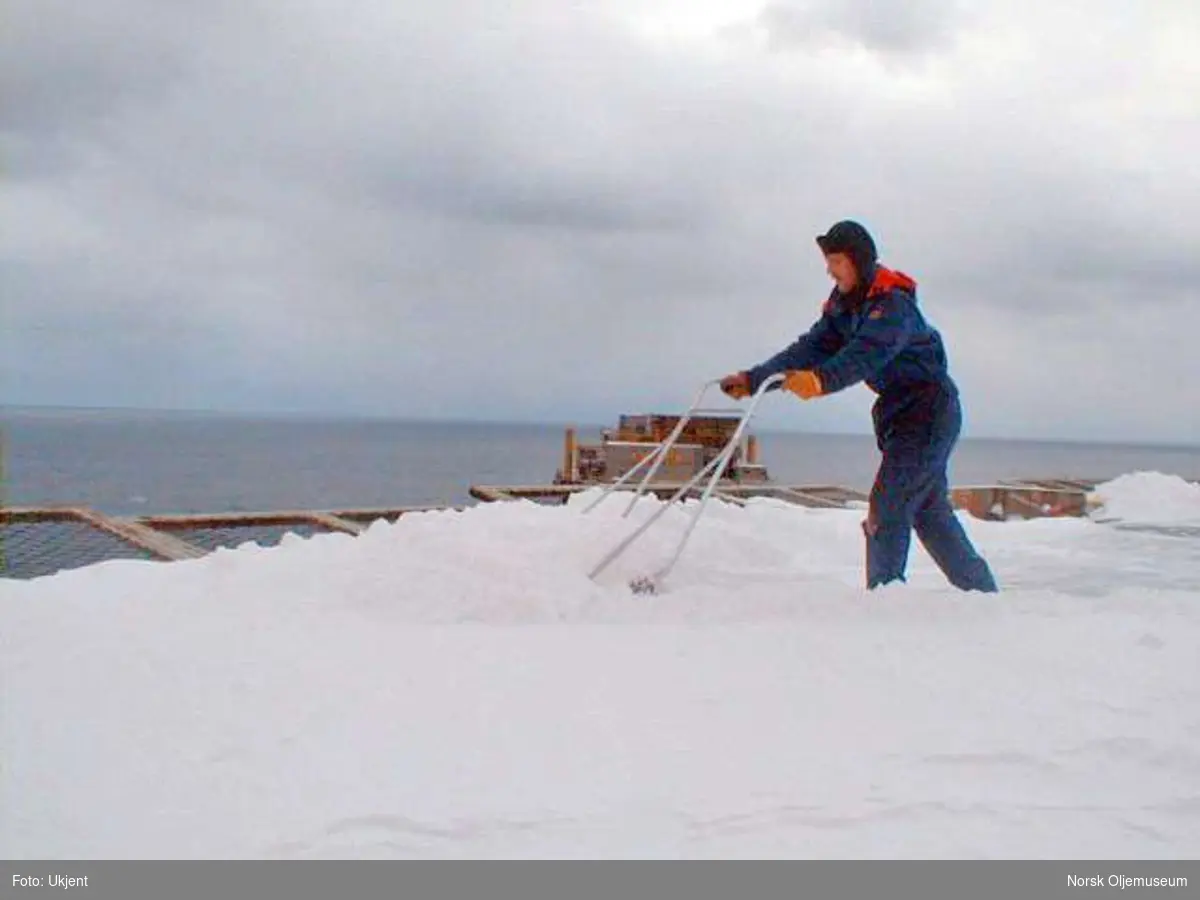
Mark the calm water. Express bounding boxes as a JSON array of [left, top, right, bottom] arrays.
[[3, 408, 1198, 516]]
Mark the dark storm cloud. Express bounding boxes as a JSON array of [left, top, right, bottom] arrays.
[[2, 0, 1198, 442]]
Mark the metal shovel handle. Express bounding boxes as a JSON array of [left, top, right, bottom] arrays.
[[586, 372, 784, 584], [580, 378, 720, 516]]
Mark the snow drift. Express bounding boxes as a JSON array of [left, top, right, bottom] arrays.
[[1089, 470, 1200, 527], [2, 471, 1198, 859]]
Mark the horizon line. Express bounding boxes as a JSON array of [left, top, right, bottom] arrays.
[[3, 402, 1198, 450]]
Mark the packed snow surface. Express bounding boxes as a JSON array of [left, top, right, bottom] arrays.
[[2, 472, 1198, 859]]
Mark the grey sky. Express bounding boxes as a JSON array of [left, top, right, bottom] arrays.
[[3, 0, 1198, 443]]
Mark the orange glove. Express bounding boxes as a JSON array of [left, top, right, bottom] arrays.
[[719, 372, 751, 399], [783, 369, 824, 400]]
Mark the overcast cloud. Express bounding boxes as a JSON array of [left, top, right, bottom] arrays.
[[3, 0, 1198, 443]]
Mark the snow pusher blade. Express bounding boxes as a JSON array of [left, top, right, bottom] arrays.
[[584, 374, 785, 593]]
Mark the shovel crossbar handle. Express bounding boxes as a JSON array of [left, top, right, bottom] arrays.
[[586, 373, 785, 585]]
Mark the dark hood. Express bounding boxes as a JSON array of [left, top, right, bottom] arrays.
[[816, 220, 878, 301]]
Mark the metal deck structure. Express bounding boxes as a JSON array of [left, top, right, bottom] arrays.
[[1, 476, 1157, 582]]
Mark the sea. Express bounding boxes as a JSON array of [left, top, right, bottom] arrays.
[[3, 407, 1198, 517]]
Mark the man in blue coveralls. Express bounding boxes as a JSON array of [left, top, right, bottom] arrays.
[[719, 220, 999, 593]]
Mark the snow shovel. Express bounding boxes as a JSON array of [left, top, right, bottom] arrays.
[[585, 373, 785, 594], [580, 378, 727, 519]]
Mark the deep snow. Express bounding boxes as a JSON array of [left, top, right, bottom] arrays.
[[2, 472, 1198, 859]]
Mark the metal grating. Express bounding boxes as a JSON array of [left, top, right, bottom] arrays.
[[524, 494, 571, 507], [334, 507, 453, 525], [0, 506, 463, 580], [337, 511, 406, 525], [1, 520, 158, 580], [164, 522, 327, 554]]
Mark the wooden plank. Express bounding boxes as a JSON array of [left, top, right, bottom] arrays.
[[137, 506, 459, 529], [139, 511, 340, 529], [950, 487, 1002, 520], [780, 485, 870, 504], [782, 484, 856, 494], [953, 483, 1083, 496], [1039, 480, 1075, 492], [1017, 478, 1092, 493], [1001, 478, 1064, 491], [1032, 489, 1087, 516], [709, 485, 781, 500], [776, 488, 850, 509], [1003, 491, 1050, 517], [333, 505, 462, 521], [469, 486, 522, 503], [949, 485, 1091, 520], [305, 512, 365, 536], [827, 487, 870, 504], [474, 484, 581, 498], [1001, 489, 1087, 518], [712, 490, 748, 507], [73, 510, 206, 561], [1, 506, 92, 524], [1055, 479, 1100, 492]]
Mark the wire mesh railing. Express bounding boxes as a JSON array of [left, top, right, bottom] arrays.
[[1, 517, 159, 580], [162, 523, 329, 554], [3, 477, 1155, 582], [0, 505, 460, 581]]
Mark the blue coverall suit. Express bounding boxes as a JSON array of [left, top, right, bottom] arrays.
[[742, 225, 999, 593]]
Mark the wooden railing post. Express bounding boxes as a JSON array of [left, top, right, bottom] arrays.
[[563, 427, 578, 483]]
